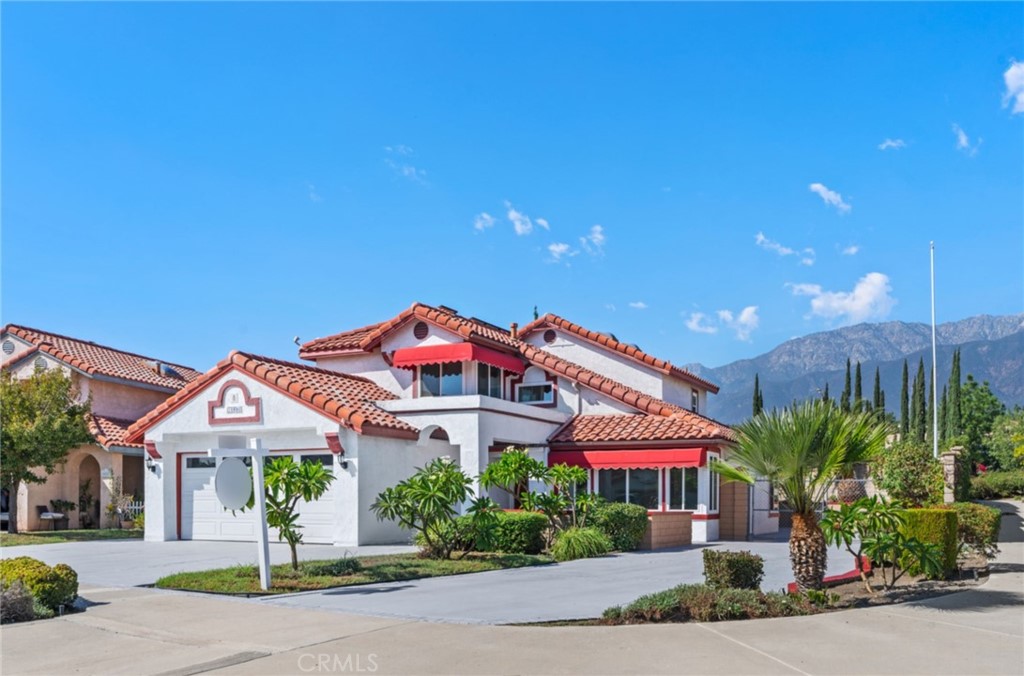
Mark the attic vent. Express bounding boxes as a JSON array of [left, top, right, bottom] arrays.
[[2, 341, 14, 355], [33, 356, 47, 370], [413, 322, 429, 340], [543, 329, 557, 344]]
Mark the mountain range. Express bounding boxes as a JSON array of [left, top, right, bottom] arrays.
[[687, 314, 1024, 424]]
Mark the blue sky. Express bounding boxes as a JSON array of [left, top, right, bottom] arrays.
[[3, 2, 1022, 374]]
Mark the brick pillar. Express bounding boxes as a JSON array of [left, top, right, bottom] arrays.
[[941, 446, 963, 504]]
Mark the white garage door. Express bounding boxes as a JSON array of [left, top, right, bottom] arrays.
[[180, 453, 338, 544]]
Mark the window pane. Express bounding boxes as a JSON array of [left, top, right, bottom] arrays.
[[301, 454, 334, 468], [709, 462, 719, 511], [669, 468, 683, 510], [684, 467, 699, 510], [518, 384, 552, 404], [489, 366, 502, 398], [629, 469, 659, 510], [186, 457, 216, 469], [598, 469, 627, 504], [477, 363, 489, 396], [441, 362, 463, 396], [420, 364, 441, 397]]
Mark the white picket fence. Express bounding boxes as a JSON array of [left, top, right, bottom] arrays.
[[122, 500, 144, 518]]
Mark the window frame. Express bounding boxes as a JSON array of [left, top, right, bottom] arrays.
[[708, 457, 720, 512], [595, 468, 662, 512], [515, 382, 554, 406], [691, 389, 699, 413], [418, 362, 464, 397], [667, 466, 700, 511], [476, 363, 503, 399]]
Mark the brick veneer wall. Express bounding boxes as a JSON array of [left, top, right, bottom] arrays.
[[718, 480, 749, 541], [639, 512, 693, 549]]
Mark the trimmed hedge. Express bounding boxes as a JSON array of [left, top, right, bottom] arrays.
[[591, 502, 649, 551], [900, 509, 958, 577], [936, 502, 1001, 558], [0, 557, 78, 612], [703, 550, 765, 590], [971, 470, 1024, 500], [602, 584, 815, 624], [483, 511, 548, 554], [551, 527, 613, 562]]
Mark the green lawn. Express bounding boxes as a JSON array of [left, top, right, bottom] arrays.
[[0, 528, 143, 547], [155, 552, 553, 595]]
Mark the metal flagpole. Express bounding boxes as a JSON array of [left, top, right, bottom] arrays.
[[930, 242, 939, 459]]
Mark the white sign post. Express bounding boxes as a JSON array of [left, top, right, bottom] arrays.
[[209, 438, 272, 590]]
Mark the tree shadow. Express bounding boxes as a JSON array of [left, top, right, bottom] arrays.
[[323, 584, 416, 596], [906, 588, 1024, 613], [984, 499, 1024, 544]]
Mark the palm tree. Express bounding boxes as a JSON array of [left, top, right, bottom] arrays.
[[713, 401, 888, 591]]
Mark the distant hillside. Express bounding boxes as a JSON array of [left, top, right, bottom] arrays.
[[689, 314, 1024, 424]]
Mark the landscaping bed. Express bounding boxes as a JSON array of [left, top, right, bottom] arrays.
[[0, 528, 143, 547], [155, 552, 552, 595]]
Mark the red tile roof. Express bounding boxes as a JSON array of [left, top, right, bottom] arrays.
[[300, 303, 518, 357], [2, 325, 202, 391], [89, 414, 144, 450], [519, 314, 719, 393], [125, 351, 418, 444], [549, 413, 735, 446]]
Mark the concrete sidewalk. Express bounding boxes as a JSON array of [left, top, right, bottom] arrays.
[[2, 500, 1021, 675]]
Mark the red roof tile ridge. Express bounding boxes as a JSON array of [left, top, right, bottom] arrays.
[[517, 313, 719, 393], [3, 323, 199, 374], [229, 350, 384, 387]]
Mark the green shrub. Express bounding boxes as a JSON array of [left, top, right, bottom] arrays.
[[302, 558, 363, 577], [414, 515, 477, 557], [0, 581, 37, 624], [478, 511, 548, 554], [970, 470, 1024, 500], [0, 557, 78, 612], [702, 550, 765, 590], [134, 512, 145, 530], [551, 527, 613, 562], [591, 502, 649, 551], [936, 502, 1001, 558], [899, 509, 958, 577], [605, 584, 815, 625], [875, 441, 944, 507]]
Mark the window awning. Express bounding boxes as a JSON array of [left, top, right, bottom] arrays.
[[547, 448, 707, 469], [392, 343, 525, 375]]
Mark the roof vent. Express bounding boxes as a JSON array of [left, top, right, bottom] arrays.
[[543, 329, 556, 344], [158, 363, 180, 378], [2, 340, 14, 355], [33, 356, 47, 370], [437, 305, 459, 315], [413, 322, 429, 340]]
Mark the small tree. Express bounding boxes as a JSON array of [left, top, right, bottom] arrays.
[[821, 496, 905, 593], [479, 447, 548, 507], [0, 369, 93, 534], [371, 457, 478, 559], [874, 440, 943, 507], [246, 456, 334, 570]]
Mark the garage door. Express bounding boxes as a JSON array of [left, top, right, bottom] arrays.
[[180, 453, 338, 544]]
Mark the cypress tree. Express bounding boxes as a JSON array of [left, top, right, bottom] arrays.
[[939, 385, 948, 443], [915, 358, 927, 442], [821, 382, 830, 404], [752, 374, 763, 416], [925, 372, 933, 442], [948, 348, 962, 438], [854, 361, 863, 412], [840, 359, 852, 413], [900, 359, 910, 437], [872, 367, 883, 412]]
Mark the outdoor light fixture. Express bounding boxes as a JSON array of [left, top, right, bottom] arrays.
[[145, 456, 158, 475], [339, 460, 349, 470]]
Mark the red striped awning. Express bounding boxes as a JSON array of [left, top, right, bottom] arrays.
[[547, 448, 707, 469], [392, 343, 525, 375]]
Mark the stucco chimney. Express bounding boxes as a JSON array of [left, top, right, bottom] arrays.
[[509, 322, 519, 339]]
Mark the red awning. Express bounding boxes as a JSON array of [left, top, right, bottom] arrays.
[[392, 343, 525, 375], [547, 448, 707, 469]]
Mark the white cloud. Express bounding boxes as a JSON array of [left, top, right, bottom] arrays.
[[1002, 60, 1024, 114], [755, 232, 815, 266], [535, 218, 550, 230], [842, 245, 860, 256], [504, 200, 536, 236], [605, 303, 617, 311], [546, 242, 577, 263], [580, 224, 605, 256], [808, 183, 851, 214], [308, 184, 322, 202], [384, 146, 428, 183], [473, 212, 495, 231], [628, 301, 648, 310], [878, 138, 906, 151], [685, 312, 718, 335], [384, 144, 414, 156], [717, 306, 760, 341], [788, 272, 897, 324], [951, 123, 982, 156]]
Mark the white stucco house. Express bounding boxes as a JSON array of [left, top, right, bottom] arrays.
[[1, 325, 202, 531], [128, 303, 778, 547]]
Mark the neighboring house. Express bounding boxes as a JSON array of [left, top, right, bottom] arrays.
[[1, 325, 201, 531], [128, 303, 779, 547]]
